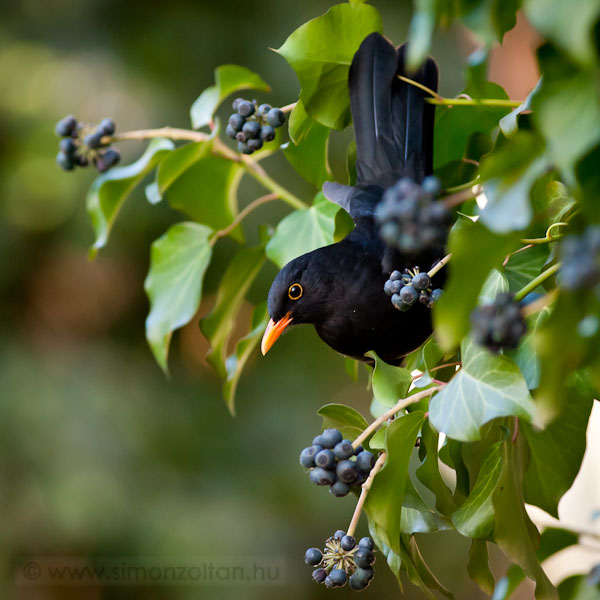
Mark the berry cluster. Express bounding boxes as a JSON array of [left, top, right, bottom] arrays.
[[55, 115, 120, 173], [384, 267, 443, 311], [470, 293, 526, 352], [299, 429, 376, 498], [305, 530, 376, 590], [559, 226, 600, 292], [226, 98, 285, 155], [375, 176, 450, 254]]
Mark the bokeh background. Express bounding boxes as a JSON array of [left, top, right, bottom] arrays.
[[2, 1, 596, 598]]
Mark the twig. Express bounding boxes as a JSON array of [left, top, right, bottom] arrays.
[[396, 75, 444, 102], [504, 244, 534, 267], [428, 254, 452, 279], [210, 192, 278, 246], [346, 452, 387, 537], [442, 185, 483, 209], [280, 102, 297, 113], [108, 127, 210, 144], [352, 386, 441, 450], [514, 263, 560, 302]]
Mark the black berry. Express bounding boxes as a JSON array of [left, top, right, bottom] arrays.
[[315, 449, 336, 469], [98, 117, 115, 136], [329, 480, 351, 497], [56, 151, 74, 171], [328, 568, 347, 587], [237, 100, 255, 117], [304, 548, 323, 566], [471, 292, 526, 352], [299, 445, 322, 468], [266, 107, 285, 127], [356, 450, 376, 473], [260, 125, 276, 142], [309, 467, 336, 486], [358, 537, 375, 551], [333, 440, 354, 460], [341, 535, 356, 551], [320, 428, 343, 449], [354, 547, 375, 568], [84, 131, 104, 149], [312, 568, 327, 583], [55, 115, 77, 137], [336, 459, 357, 483]]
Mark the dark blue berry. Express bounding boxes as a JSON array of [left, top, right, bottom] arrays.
[[429, 288, 443, 304], [353, 566, 374, 583], [309, 467, 336, 486], [226, 124, 238, 139], [356, 451, 376, 473], [336, 459, 357, 483], [328, 569, 347, 587], [59, 138, 76, 155], [353, 445, 364, 455], [315, 449, 336, 469], [334, 530, 346, 540], [390, 270, 402, 281], [237, 100, 255, 117], [312, 434, 325, 446], [102, 149, 120, 169], [299, 445, 322, 468], [353, 471, 368, 486], [320, 428, 343, 449], [400, 285, 418, 306], [232, 98, 244, 111], [260, 125, 276, 142], [56, 151, 74, 171], [349, 573, 369, 590], [333, 440, 354, 460], [391, 293, 411, 311], [247, 138, 263, 152], [329, 480, 351, 497], [84, 131, 104, 149], [266, 107, 285, 127], [354, 548, 375, 568], [422, 175, 441, 195], [341, 535, 356, 551], [411, 272, 431, 291], [242, 121, 261, 139], [74, 154, 88, 167], [237, 141, 252, 154], [304, 548, 323, 566], [235, 131, 247, 143], [55, 115, 77, 137], [257, 103, 272, 116], [99, 118, 115, 136], [228, 113, 245, 131], [358, 537, 375, 551], [312, 568, 327, 583]]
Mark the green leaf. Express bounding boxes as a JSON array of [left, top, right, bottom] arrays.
[[522, 373, 594, 517], [480, 269, 509, 302], [416, 421, 456, 515], [276, 3, 383, 129], [364, 411, 426, 554], [404, 337, 444, 373], [500, 78, 542, 138], [434, 218, 519, 350], [283, 108, 332, 187], [532, 46, 600, 176], [524, 0, 600, 67], [200, 245, 266, 379], [190, 65, 270, 130], [368, 521, 404, 588], [157, 141, 244, 240], [430, 338, 536, 441], [87, 138, 175, 255], [401, 479, 453, 533], [434, 81, 511, 169], [144, 222, 213, 372], [479, 132, 548, 234], [504, 244, 550, 295], [558, 575, 600, 600], [223, 302, 269, 415], [317, 404, 368, 441], [492, 437, 558, 599], [368, 352, 412, 408], [451, 441, 503, 538], [265, 193, 339, 267], [468, 540, 495, 595], [460, 0, 520, 47]]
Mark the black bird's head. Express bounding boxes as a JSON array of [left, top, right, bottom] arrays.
[[261, 251, 333, 355]]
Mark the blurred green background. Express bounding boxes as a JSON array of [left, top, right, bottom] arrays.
[[0, 1, 526, 598]]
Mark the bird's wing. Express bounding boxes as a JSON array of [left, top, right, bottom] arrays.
[[322, 33, 438, 224]]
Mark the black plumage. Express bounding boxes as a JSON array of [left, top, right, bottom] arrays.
[[262, 33, 441, 365]]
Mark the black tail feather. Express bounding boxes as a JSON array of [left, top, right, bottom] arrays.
[[349, 33, 438, 189]]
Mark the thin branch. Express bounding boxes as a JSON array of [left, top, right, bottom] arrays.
[[514, 263, 560, 302], [108, 127, 210, 144], [444, 177, 480, 194], [428, 254, 452, 279], [352, 386, 441, 450], [347, 452, 387, 537], [426, 97, 522, 108], [280, 102, 297, 113], [396, 75, 444, 102], [442, 185, 483, 209], [210, 192, 278, 246], [504, 244, 534, 267]]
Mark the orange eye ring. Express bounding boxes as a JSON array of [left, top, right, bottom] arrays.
[[288, 283, 303, 300]]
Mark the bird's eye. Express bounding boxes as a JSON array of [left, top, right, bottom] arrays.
[[288, 283, 303, 300]]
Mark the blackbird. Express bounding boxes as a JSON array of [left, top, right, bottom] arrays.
[[261, 33, 442, 365]]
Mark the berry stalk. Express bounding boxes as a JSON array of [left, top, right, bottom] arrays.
[[351, 386, 441, 450], [346, 452, 387, 537], [427, 253, 451, 279]]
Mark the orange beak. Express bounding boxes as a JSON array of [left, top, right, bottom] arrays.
[[261, 312, 293, 355]]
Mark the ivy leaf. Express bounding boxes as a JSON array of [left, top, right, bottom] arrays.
[[87, 138, 174, 256], [416, 421, 456, 515], [190, 65, 270, 130], [492, 437, 558, 600], [468, 540, 495, 595], [434, 81, 511, 169], [480, 269, 509, 302], [364, 411, 426, 554], [157, 141, 244, 241], [223, 302, 269, 415], [200, 245, 266, 379], [265, 193, 338, 267], [276, 3, 383, 129], [404, 337, 444, 373], [430, 338, 536, 441], [451, 441, 503, 538], [479, 132, 548, 234], [434, 218, 519, 350], [500, 78, 542, 138], [317, 404, 369, 441], [283, 108, 332, 187], [522, 372, 594, 517], [401, 478, 453, 534], [144, 222, 213, 373], [368, 352, 412, 408], [460, 0, 520, 47], [368, 521, 404, 588], [504, 244, 550, 294]]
